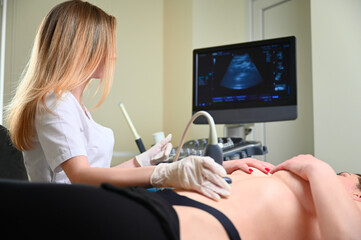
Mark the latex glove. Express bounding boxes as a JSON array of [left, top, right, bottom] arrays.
[[135, 134, 173, 167], [150, 156, 231, 201]]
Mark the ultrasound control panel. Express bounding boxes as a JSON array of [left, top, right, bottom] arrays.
[[169, 137, 267, 161]]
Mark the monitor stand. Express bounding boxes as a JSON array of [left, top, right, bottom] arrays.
[[221, 124, 268, 159], [223, 124, 254, 140]]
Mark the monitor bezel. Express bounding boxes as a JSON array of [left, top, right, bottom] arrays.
[[192, 36, 297, 124]]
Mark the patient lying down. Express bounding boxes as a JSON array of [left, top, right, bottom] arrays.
[[167, 155, 361, 240], [2, 155, 360, 239]]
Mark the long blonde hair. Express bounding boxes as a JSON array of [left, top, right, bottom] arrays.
[[6, 0, 116, 151]]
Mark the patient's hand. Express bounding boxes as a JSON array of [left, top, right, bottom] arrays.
[[223, 158, 275, 175], [270, 154, 328, 181]]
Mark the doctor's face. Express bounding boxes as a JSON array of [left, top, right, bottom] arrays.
[[92, 59, 105, 79], [91, 51, 117, 80]]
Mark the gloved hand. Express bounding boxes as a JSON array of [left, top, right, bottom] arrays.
[[135, 134, 173, 167], [150, 156, 231, 201]]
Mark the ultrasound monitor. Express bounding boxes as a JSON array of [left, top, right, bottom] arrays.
[[193, 36, 297, 126]]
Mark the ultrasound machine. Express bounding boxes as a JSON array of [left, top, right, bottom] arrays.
[[169, 36, 297, 161]]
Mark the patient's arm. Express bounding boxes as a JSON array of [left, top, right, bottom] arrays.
[[271, 155, 361, 240]]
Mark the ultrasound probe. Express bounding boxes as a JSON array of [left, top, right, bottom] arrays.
[[118, 102, 146, 153]]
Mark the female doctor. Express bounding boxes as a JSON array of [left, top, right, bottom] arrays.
[[6, 0, 273, 200]]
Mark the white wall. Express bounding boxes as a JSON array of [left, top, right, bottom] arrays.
[[191, 0, 247, 141], [311, 0, 361, 173], [0, 0, 5, 124], [164, 0, 247, 146], [163, 0, 193, 144], [4, 0, 64, 122], [86, 0, 164, 164]]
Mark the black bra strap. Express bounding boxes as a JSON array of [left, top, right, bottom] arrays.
[[156, 189, 241, 240]]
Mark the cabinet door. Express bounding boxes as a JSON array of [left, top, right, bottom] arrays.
[[247, 0, 314, 164]]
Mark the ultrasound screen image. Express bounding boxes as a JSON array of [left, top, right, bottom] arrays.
[[194, 41, 295, 110], [220, 53, 263, 90]]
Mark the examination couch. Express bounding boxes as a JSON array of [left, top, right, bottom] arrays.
[[0, 180, 179, 239], [0, 125, 179, 239], [0, 125, 28, 180]]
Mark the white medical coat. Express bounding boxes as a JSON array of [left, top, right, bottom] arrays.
[[23, 92, 114, 183]]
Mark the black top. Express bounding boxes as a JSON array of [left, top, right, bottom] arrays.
[[156, 189, 241, 240]]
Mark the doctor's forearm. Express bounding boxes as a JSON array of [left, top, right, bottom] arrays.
[[113, 157, 140, 168], [61, 156, 155, 187], [75, 166, 155, 187]]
